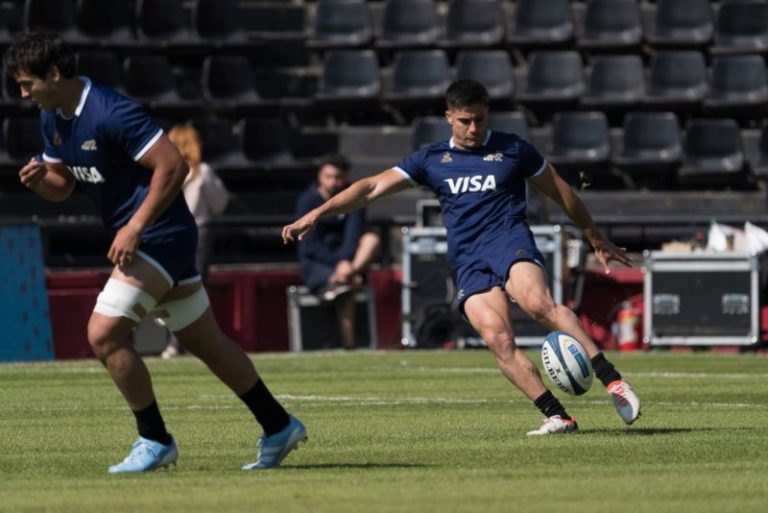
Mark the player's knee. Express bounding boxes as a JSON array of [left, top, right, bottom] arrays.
[[522, 296, 557, 324], [478, 325, 516, 354], [153, 287, 210, 332], [87, 322, 124, 361]]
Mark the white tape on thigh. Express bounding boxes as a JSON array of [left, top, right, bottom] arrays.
[[153, 287, 210, 332], [94, 279, 158, 322]]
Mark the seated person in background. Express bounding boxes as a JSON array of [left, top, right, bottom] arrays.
[[161, 124, 229, 359], [295, 154, 380, 350]]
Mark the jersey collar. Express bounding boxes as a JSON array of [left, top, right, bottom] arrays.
[[449, 130, 492, 149], [57, 76, 91, 119]]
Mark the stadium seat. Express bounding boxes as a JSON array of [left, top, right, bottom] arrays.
[[75, 0, 134, 44], [613, 112, 682, 182], [704, 55, 768, 116], [124, 56, 184, 110], [77, 51, 124, 90], [516, 51, 584, 115], [308, 0, 373, 48], [443, 0, 505, 48], [189, 118, 246, 170], [506, 0, 574, 48], [411, 116, 451, 150], [3, 116, 43, 162], [192, 0, 247, 45], [316, 49, 381, 101], [644, 51, 708, 110], [201, 56, 261, 108], [747, 125, 768, 178], [2, 68, 22, 105], [240, 1, 307, 41], [488, 111, 530, 142], [548, 111, 610, 167], [678, 118, 747, 187], [454, 50, 515, 102], [581, 55, 645, 111], [24, 0, 82, 42], [385, 50, 451, 103], [376, 0, 439, 49], [643, 0, 713, 47], [240, 117, 299, 169], [135, 0, 192, 46], [712, 0, 768, 55], [577, 0, 642, 51]]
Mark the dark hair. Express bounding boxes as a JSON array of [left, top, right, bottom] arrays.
[[319, 153, 351, 173], [445, 79, 489, 110], [2, 30, 77, 80]]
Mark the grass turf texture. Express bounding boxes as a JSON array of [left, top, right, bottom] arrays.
[[1, 350, 767, 513]]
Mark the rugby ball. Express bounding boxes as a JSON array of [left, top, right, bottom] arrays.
[[541, 331, 593, 396]]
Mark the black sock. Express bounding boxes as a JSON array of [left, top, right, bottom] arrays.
[[591, 352, 622, 387], [533, 390, 570, 419], [134, 401, 172, 445], [239, 379, 290, 436]]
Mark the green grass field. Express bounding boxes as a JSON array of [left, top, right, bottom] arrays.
[[1, 349, 767, 513]]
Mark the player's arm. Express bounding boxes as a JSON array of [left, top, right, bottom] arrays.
[[19, 158, 76, 201], [108, 136, 188, 267], [528, 163, 631, 272], [283, 168, 411, 243]]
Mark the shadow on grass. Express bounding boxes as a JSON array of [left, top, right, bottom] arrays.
[[580, 426, 731, 436], [287, 462, 433, 470]]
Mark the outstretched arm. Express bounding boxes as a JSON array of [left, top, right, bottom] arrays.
[[283, 168, 411, 244], [528, 163, 631, 273]]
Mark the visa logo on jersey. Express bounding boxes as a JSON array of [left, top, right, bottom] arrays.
[[444, 175, 497, 194], [68, 165, 105, 184]]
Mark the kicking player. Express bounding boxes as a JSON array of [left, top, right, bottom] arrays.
[[4, 30, 306, 472], [283, 79, 641, 435]]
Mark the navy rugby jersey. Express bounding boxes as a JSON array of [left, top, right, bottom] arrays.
[[40, 77, 195, 243], [395, 131, 546, 267]]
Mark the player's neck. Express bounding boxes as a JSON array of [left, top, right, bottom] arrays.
[[57, 77, 85, 118]]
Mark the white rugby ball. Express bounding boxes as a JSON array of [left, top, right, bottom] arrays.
[[541, 331, 593, 396]]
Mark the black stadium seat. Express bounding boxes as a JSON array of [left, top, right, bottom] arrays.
[[316, 49, 381, 101], [192, 0, 246, 45], [613, 111, 682, 182], [488, 111, 530, 142], [376, 0, 439, 49], [516, 51, 584, 115], [644, 51, 708, 110], [704, 55, 768, 116], [548, 111, 610, 171], [582, 54, 645, 111], [76, 0, 134, 44], [713, 0, 768, 55], [124, 56, 184, 109], [202, 56, 261, 109], [679, 118, 747, 188], [454, 50, 515, 102], [578, 0, 642, 51], [411, 116, 451, 150], [189, 118, 246, 170], [644, 0, 714, 47], [24, 0, 81, 42], [386, 50, 450, 103], [443, 0, 505, 48], [77, 51, 124, 90], [136, 0, 192, 46], [308, 0, 373, 49], [506, 0, 574, 48]]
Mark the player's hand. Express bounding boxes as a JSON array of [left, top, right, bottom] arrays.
[[19, 157, 47, 189], [282, 213, 318, 244], [591, 238, 632, 274], [108, 223, 143, 268], [330, 260, 355, 284]]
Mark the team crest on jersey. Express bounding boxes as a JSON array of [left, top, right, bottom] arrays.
[[53, 132, 62, 146], [483, 152, 503, 162], [81, 139, 97, 151], [441, 152, 453, 164]]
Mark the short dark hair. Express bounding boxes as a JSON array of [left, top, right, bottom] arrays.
[[319, 153, 350, 173], [445, 80, 489, 110], [3, 30, 77, 80]]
